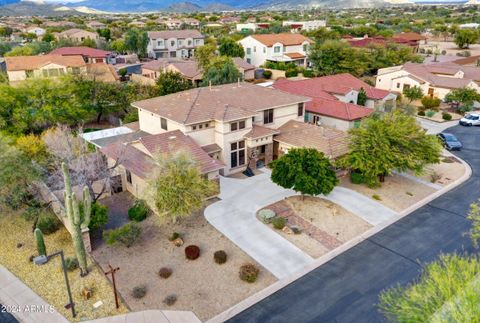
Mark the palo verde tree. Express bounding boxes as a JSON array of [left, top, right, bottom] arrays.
[[403, 85, 424, 104], [156, 70, 192, 96], [147, 151, 217, 223], [271, 148, 338, 198], [444, 87, 480, 113], [339, 111, 442, 186], [454, 29, 478, 49]]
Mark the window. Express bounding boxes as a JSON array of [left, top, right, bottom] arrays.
[[192, 125, 197, 130], [303, 44, 308, 52], [126, 170, 132, 184], [170, 40, 175, 46], [230, 120, 246, 132], [188, 40, 192, 46], [170, 51, 177, 58], [230, 140, 246, 168], [246, 48, 251, 55], [161, 117, 168, 130], [298, 103, 304, 117], [246, 58, 251, 64], [254, 46, 256, 53], [396, 83, 400, 89], [157, 40, 163, 46], [263, 47, 266, 53], [274, 46, 281, 53], [260, 145, 266, 154], [195, 39, 201, 45], [263, 109, 274, 124], [25, 70, 34, 78], [178, 39, 183, 46], [199, 124, 203, 129]]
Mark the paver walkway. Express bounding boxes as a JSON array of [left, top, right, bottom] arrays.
[[86, 310, 201, 323], [0, 265, 69, 323], [204, 170, 397, 279]]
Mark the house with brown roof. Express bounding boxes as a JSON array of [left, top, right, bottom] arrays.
[[239, 33, 314, 67], [273, 74, 397, 131], [49, 47, 113, 64], [146, 30, 204, 59], [57, 29, 99, 43], [131, 82, 310, 175], [5, 55, 87, 84], [376, 62, 480, 101]]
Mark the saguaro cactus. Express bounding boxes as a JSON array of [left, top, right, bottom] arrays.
[[62, 162, 91, 277], [34, 228, 46, 256]]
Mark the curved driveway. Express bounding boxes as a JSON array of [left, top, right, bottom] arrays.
[[229, 125, 480, 323]]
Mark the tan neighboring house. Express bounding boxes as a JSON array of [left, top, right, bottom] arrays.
[[57, 29, 99, 43], [86, 21, 106, 29], [5, 55, 86, 84]]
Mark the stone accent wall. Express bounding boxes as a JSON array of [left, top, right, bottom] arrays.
[[264, 143, 273, 166], [247, 143, 274, 169]]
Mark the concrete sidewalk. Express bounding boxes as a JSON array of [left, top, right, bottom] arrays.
[[86, 310, 201, 323], [0, 265, 69, 323]]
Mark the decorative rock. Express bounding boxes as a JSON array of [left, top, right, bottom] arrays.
[[173, 237, 184, 247], [16, 243, 23, 248], [163, 294, 177, 306], [290, 226, 302, 234], [93, 301, 103, 309], [81, 287, 93, 300], [282, 226, 294, 235], [258, 209, 276, 223]]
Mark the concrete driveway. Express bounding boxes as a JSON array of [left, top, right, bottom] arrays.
[[227, 125, 479, 323], [204, 170, 396, 279]]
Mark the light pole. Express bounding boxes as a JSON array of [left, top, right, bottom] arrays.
[[33, 250, 76, 318]]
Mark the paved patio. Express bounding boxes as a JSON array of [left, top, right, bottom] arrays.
[[204, 170, 397, 279]]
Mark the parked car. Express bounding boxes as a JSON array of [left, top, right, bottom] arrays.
[[437, 133, 462, 151], [459, 113, 480, 126]]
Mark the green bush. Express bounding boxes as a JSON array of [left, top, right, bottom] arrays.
[[128, 199, 149, 222], [90, 203, 108, 231], [265, 61, 296, 71], [103, 223, 141, 247], [421, 96, 441, 111], [302, 69, 315, 78], [239, 263, 259, 283], [131, 285, 147, 299], [263, 70, 272, 79], [426, 110, 436, 118], [272, 217, 286, 230], [214, 250, 227, 264], [442, 112, 453, 121], [457, 105, 473, 114], [285, 68, 299, 78], [168, 232, 180, 241], [36, 213, 60, 235], [350, 172, 366, 184], [417, 110, 426, 116], [65, 257, 79, 271], [372, 194, 382, 201]]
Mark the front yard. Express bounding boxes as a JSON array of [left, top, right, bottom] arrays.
[[92, 200, 276, 321], [259, 196, 372, 258]]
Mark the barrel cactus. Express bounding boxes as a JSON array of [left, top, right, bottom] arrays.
[[34, 228, 46, 256], [62, 162, 91, 277]]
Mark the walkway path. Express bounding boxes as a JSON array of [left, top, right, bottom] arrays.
[[417, 118, 458, 134], [204, 170, 397, 279], [0, 265, 69, 323], [86, 310, 201, 323]]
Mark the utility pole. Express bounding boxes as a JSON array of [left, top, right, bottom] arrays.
[[104, 263, 120, 309]]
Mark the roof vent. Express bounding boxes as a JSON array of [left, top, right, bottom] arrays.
[[168, 135, 176, 140]]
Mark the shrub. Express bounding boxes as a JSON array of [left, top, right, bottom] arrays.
[[158, 267, 172, 279], [417, 110, 426, 116], [258, 209, 276, 223], [430, 171, 441, 183], [168, 232, 181, 241], [285, 68, 298, 78], [36, 213, 60, 235], [272, 217, 286, 230], [65, 257, 79, 272], [185, 245, 200, 260], [426, 110, 436, 118], [350, 172, 366, 184], [239, 263, 259, 283], [103, 223, 141, 248], [263, 70, 272, 79], [421, 96, 441, 111], [214, 250, 227, 264], [163, 294, 177, 306], [457, 105, 473, 114], [441, 50, 447, 55], [302, 69, 315, 78], [372, 194, 382, 201], [442, 112, 453, 121], [128, 199, 149, 222], [131, 285, 147, 299], [90, 203, 108, 231]]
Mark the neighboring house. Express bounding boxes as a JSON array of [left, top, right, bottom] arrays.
[[346, 35, 421, 53], [5, 55, 87, 84], [282, 20, 327, 32], [239, 33, 313, 67], [235, 23, 270, 33], [452, 55, 480, 67], [376, 62, 480, 100], [147, 30, 204, 59], [273, 74, 396, 131], [394, 32, 428, 46], [129, 21, 147, 28], [459, 23, 480, 29], [25, 26, 46, 37], [86, 63, 119, 83], [141, 57, 255, 84], [57, 29, 99, 43], [49, 47, 113, 64], [131, 82, 310, 175], [86, 21, 106, 29]]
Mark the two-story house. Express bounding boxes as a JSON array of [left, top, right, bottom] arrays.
[[238, 33, 313, 67], [57, 29, 99, 43], [146, 30, 204, 59]]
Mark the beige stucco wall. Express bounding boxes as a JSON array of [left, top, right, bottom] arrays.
[[138, 109, 186, 135]]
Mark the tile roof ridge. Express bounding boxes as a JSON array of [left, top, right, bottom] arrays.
[[182, 87, 202, 124]]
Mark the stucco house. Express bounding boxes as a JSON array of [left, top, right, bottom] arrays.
[[239, 33, 313, 67], [376, 62, 480, 100], [273, 74, 397, 131], [57, 29, 99, 43], [282, 20, 327, 32], [49, 47, 113, 64], [5, 55, 87, 84], [146, 30, 204, 59], [25, 26, 46, 37]]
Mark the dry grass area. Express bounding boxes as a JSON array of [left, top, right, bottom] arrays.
[[92, 210, 277, 321], [0, 213, 128, 322], [287, 196, 372, 243], [275, 223, 328, 258], [340, 173, 437, 212], [416, 155, 466, 186]]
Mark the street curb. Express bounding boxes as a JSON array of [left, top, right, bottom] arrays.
[[207, 154, 473, 323]]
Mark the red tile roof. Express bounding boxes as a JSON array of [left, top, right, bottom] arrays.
[[251, 33, 313, 47], [308, 98, 373, 121], [49, 47, 112, 58]]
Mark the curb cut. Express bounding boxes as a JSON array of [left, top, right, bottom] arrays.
[[207, 153, 473, 323]]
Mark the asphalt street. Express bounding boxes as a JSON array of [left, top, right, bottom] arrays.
[[229, 125, 480, 323]]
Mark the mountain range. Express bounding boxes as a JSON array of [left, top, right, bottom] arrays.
[[0, 0, 471, 15]]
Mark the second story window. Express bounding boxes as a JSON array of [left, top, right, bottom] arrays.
[[230, 120, 246, 132], [263, 109, 274, 124], [126, 170, 132, 184], [157, 40, 163, 46], [246, 48, 251, 55], [161, 117, 168, 131], [178, 39, 183, 46], [170, 40, 175, 46], [274, 46, 281, 53], [298, 103, 304, 117]]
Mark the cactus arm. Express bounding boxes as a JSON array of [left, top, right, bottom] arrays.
[[82, 186, 91, 230], [34, 228, 46, 256], [61, 162, 72, 195]]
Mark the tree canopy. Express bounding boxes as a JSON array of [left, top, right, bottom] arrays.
[[201, 56, 241, 86], [454, 29, 478, 49], [218, 37, 245, 58], [124, 28, 148, 57], [444, 87, 480, 110], [271, 148, 338, 197], [156, 70, 192, 96], [403, 85, 424, 103], [339, 111, 442, 186]]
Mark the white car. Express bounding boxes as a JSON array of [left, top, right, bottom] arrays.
[[459, 113, 480, 126]]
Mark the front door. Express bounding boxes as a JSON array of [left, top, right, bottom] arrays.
[[428, 88, 434, 97]]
